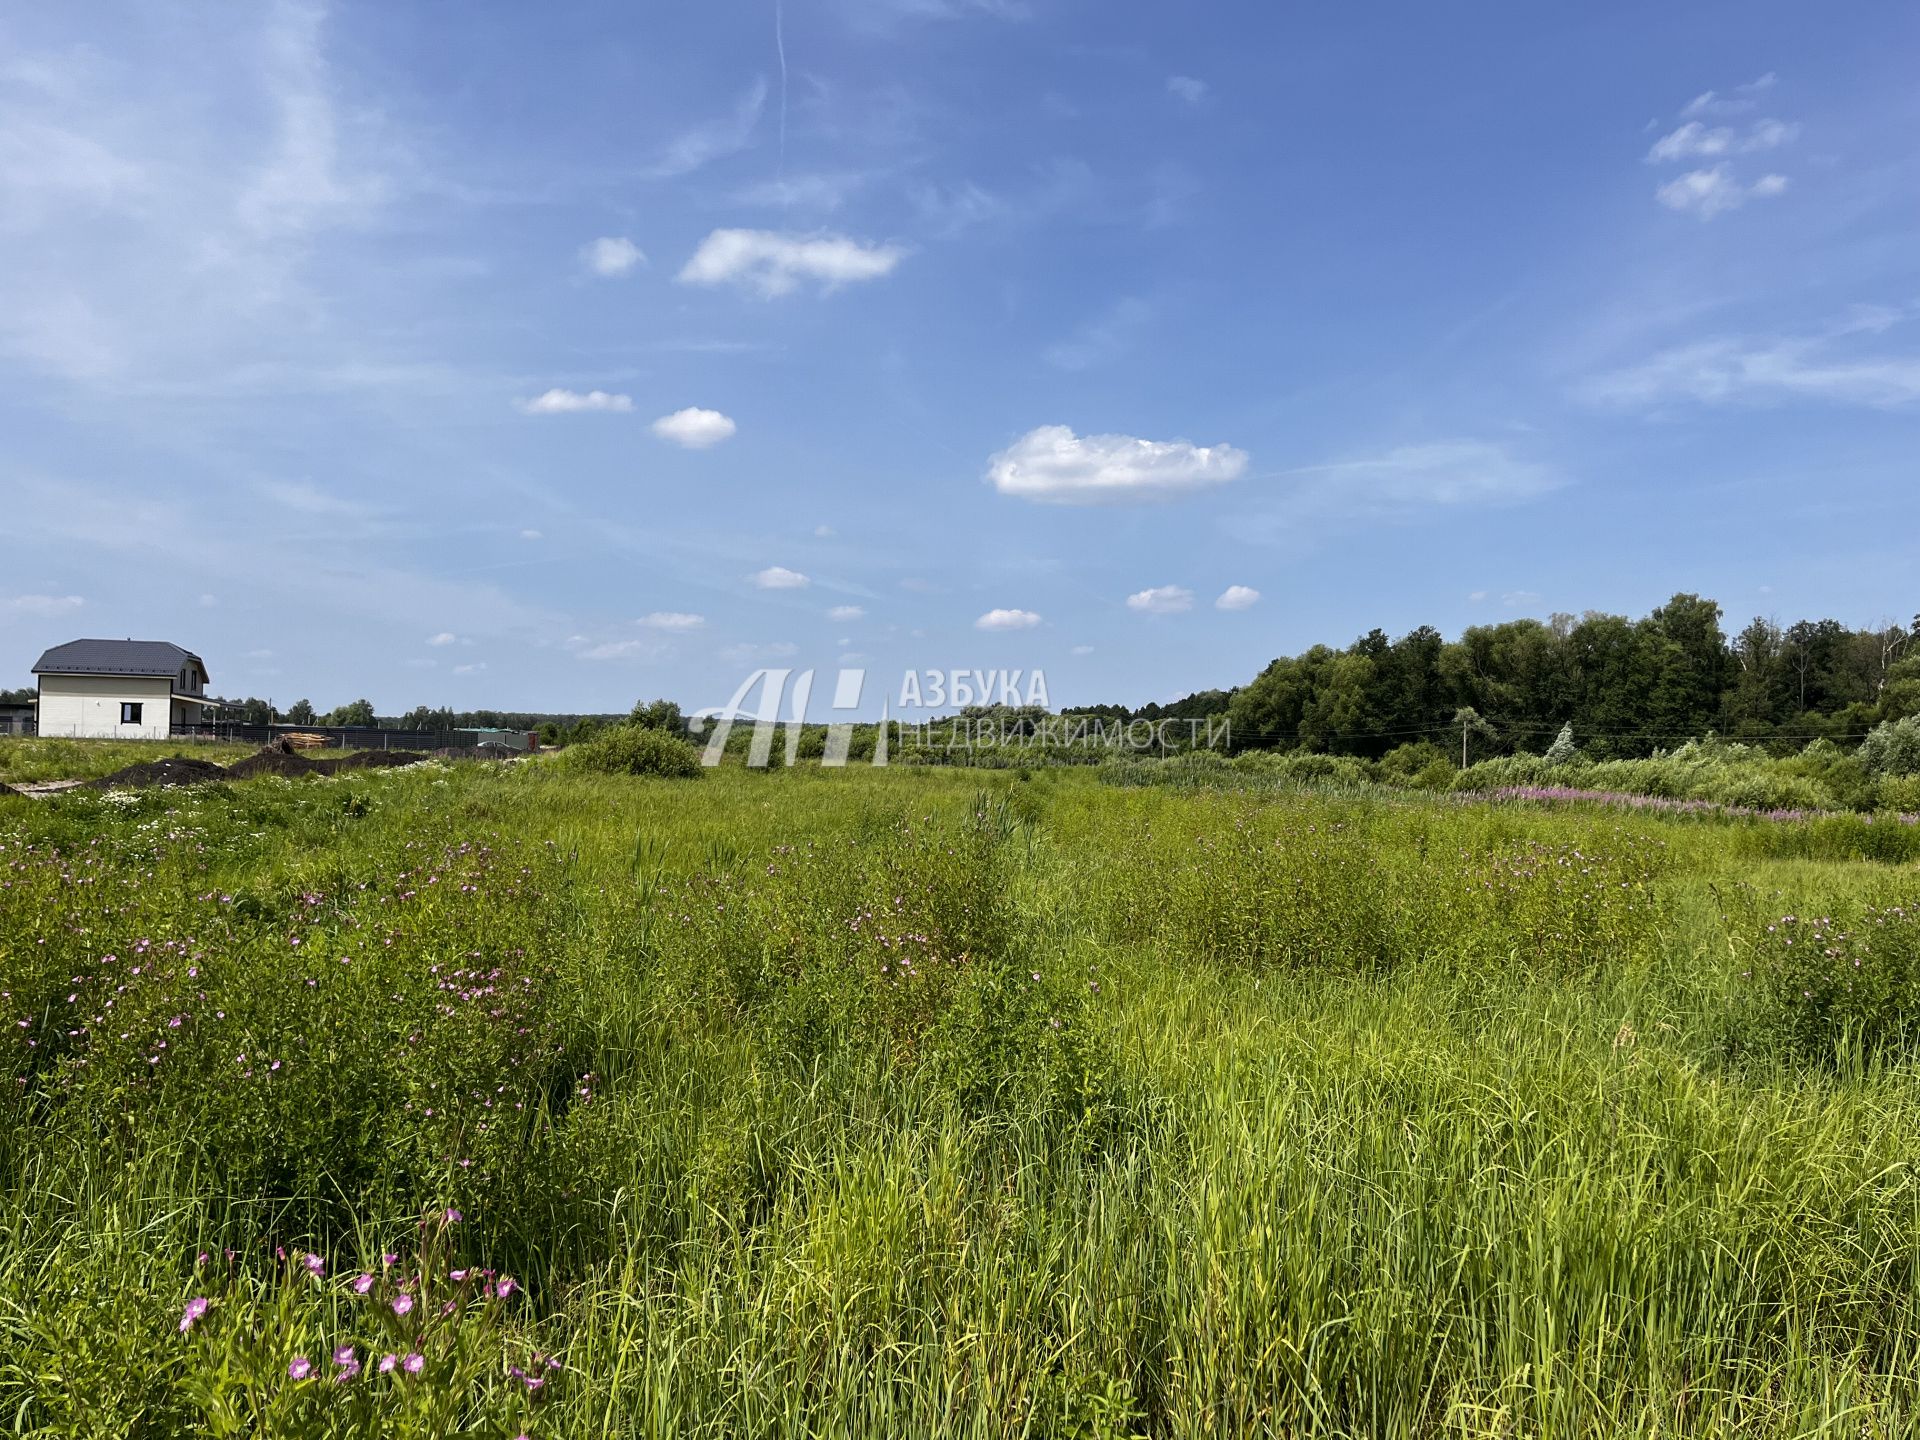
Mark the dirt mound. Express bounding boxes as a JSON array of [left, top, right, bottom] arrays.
[[331, 749, 427, 771], [86, 756, 230, 791], [226, 739, 332, 780]]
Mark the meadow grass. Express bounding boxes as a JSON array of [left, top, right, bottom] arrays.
[[0, 736, 261, 785], [2, 758, 1919, 1436]]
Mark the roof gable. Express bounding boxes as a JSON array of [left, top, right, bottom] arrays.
[[33, 639, 207, 682]]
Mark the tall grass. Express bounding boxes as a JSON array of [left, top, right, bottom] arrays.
[[3, 761, 1919, 1435]]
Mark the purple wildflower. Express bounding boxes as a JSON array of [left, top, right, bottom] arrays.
[[288, 1355, 313, 1380], [179, 1297, 210, 1333], [403, 1352, 424, 1375], [352, 1273, 375, 1294], [392, 1292, 414, 1317]]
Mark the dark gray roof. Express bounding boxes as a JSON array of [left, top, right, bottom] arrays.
[[33, 639, 208, 682]]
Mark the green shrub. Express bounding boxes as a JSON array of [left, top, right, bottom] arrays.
[[1859, 716, 1920, 779], [1732, 901, 1920, 1064], [560, 724, 704, 779], [1878, 774, 1920, 813]]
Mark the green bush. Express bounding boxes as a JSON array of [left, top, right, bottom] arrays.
[[559, 724, 704, 779], [1859, 716, 1920, 779], [1732, 901, 1920, 1064]]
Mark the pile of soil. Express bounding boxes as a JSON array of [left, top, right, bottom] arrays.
[[225, 740, 331, 780], [331, 749, 428, 772], [85, 756, 230, 790]]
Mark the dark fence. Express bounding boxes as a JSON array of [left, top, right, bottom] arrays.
[[167, 723, 534, 752]]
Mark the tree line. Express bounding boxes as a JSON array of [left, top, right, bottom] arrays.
[[1183, 595, 1918, 760]]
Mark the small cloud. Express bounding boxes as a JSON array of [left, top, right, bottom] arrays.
[[197, 593, 217, 608], [752, 566, 810, 589], [1215, 585, 1260, 611], [5, 593, 85, 619], [677, 229, 908, 297], [638, 611, 706, 631], [452, 662, 487, 675], [1655, 166, 1785, 218], [1070, 644, 1095, 656], [1647, 118, 1798, 164], [1166, 75, 1209, 106], [520, 529, 543, 540], [427, 632, 458, 647], [517, 388, 634, 414], [1467, 590, 1488, 603], [1126, 585, 1194, 615], [1501, 590, 1542, 608], [581, 236, 645, 277], [987, 425, 1248, 505], [976, 608, 1042, 630], [650, 407, 737, 449], [813, 523, 836, 538], [827, 604, 865, 621], [245, 648, 274, 659]]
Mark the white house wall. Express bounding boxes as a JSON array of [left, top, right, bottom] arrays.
[[36, 675, 176, 740]]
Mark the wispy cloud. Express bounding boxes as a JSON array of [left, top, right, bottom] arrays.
[[987, 425, 1248, 504], [1043, 297, 1153, 371], [4, 593, 85, 620], [1644, 76, 1796, 218], [827, 604, 865, 621], [677, 229, 908, 297], [1582, 315, 1920, 410], [581, 236, 644, 277], [1166, 75, 1209, 106], [640, 79, 767, 180], [1655, 165, 1788, 218], [638, 611, 707, 631]]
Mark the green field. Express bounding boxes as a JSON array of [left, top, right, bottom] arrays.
[[4, 754, 1920, 1437]]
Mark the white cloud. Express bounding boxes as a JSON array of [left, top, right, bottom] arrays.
[[1166, 75, 1209, 106], [976, 608, 1042, 630], [986, 424, 1249, 505], [638, 611, 706, 631], [517, 388, 634, 414], [1070, 644, 1095, 656], [452, 662, 486, 675], [520, 529, 542, 540], [1647, 119, 1799, 165], [1681, 72, 1777, 119], [752, 565, 810, 589], [641, 80, 767, 180], [1126, 585, 1194, 615], [1215, 585, 1260, 611], [1646, 122, 1733, 163], [650, 406, 737, 448], [827, 604, 865, 621], [677, 229, 908, 297], [427, 632, 458, 646], [1582, 322, 1920, 410], [813, 523, 836, 538], [4, 593, 85, 619], [582, 236, 644, 277], [1655, 166, 1790, 218]]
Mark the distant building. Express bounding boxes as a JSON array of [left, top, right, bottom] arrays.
[[31, 639, 215, 740], [0, 698, 33, 736]]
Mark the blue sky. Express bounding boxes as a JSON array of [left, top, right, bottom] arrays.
[[2, 0, 1916, 717]]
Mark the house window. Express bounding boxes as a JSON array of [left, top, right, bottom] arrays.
[[120, 702, 143, 725]]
